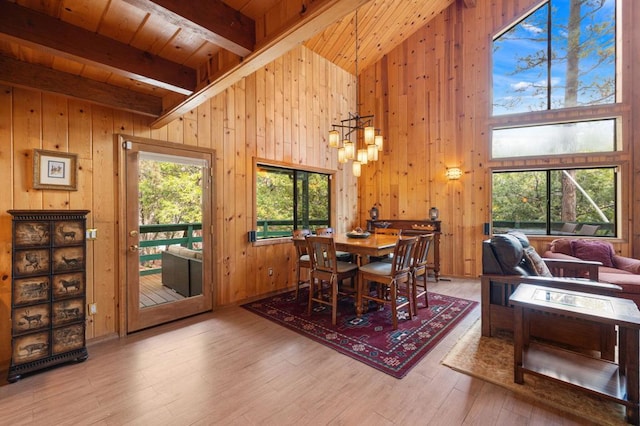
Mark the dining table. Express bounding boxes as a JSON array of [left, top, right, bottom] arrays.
[[332, 232, 398, 265], [293, 232, 401, 317]]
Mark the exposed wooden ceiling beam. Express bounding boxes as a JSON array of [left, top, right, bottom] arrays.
[[122, 0, 255, 57], [0, 55, 162, 117], [0, 1, 196, 95], [152, 0, 371, 128]]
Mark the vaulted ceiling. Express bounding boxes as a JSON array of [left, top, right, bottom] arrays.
[[0, 0, 461, 127]]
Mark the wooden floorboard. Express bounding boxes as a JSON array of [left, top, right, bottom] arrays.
[[139, 273, 185, 307], [0, 278, 600, 425]]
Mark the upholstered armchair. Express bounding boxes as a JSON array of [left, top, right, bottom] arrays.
[[481, 232, 622, 360]]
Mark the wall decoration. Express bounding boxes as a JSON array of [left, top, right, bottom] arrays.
[[33, 149, 78, 191]]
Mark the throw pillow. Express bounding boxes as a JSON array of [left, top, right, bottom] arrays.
[[522, 246, 553, 277], [570, 239, 614, 267], [549, 238, 573, 256]]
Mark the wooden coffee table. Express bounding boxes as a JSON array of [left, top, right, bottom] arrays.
[[510, 283, 640, 425]]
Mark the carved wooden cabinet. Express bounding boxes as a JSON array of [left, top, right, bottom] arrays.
[[8, 210, 90, 382], [367, 219, 442, 280]]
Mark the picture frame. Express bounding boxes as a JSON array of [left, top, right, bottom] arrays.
[[33, 149, 78, 191]]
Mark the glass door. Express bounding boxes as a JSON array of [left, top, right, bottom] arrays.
[[123, 138, 213, 332]]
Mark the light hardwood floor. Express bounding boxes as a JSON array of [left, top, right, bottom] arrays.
[[0, 278, 598, 425]]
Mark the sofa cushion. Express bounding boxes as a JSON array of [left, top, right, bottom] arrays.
[[570, 240, 614, 267], [522, 246, 552, 277], [543, 251, 577, 261], [613, 255, 640, 275], [598, 272, 640, 294], [167, 245, 201, 259]]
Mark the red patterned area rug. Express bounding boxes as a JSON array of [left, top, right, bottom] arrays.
[[242, 289, 477, 378]]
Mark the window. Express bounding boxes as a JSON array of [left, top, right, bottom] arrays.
[[492, 119, 616, 159], [255, 164, 331, 239], [492, 0, 616, 116], [490, 0, 621, 236], [492, 168, 617, 237]]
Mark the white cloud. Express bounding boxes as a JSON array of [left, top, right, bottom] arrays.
[[521, 22, 544, 34]]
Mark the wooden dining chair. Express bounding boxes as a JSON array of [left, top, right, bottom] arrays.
[[357, 236, 417, 329], [315, 227, 352, 261], [372, 227, 402, 263], [577, 224, 600, 235], [292, 229, 311, 300], [306, 235, 359, 325], [409, 233, 434, 314]]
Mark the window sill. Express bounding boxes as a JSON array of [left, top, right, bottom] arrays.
[[252, 237, 291, 247]]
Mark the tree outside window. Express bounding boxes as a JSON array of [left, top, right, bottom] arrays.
[[256, 164, 330, 239]]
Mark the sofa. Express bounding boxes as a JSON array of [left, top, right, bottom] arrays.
[[543, 238, 640, 307], [161, 246, 203, 297]]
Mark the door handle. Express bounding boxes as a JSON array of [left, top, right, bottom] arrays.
[[129, 245, 139, 252]]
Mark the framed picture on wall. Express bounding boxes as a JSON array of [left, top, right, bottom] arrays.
[[33, 149, 78, 191]]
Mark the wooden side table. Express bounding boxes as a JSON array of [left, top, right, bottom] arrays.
[[510, 283, 640, 425]]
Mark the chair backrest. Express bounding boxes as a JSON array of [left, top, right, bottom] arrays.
[[577, 224, 600, 235], [292, 229, 311, 259], [559, 223, 577, 233], [411, 233, 434, 270], [390, 236, 417, 276], [306, 235, 338, 273], [315, 227, 334, 236], [292, 236, 309, 259], [292, 229, 310, 239], [375, 227, 401, 236]]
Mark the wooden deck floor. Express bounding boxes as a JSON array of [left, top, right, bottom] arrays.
[[139, 273, 184, 308]]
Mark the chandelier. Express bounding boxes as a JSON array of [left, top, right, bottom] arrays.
[[328, 9, 383, 177]]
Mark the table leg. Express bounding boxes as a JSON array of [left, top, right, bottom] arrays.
[[623, 327, 639, 425], [514, 305, 524, 384], [356, 272, 363, 317]]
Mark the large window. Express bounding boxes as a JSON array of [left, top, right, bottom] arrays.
[[492, 0, 616, 116], [255, 164, 331, 239], [490, 0, 621, 236], [492, 168, 617, 237]]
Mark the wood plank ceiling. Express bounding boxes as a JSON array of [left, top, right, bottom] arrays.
[[0, 0, 456, 127]]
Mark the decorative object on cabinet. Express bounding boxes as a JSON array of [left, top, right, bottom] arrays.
[[429, 207, 439, 220], [366, 219, 442, 281], [32, 149, 78, 191], [369, 204, 379, 220], [8, 210, 90, 383]]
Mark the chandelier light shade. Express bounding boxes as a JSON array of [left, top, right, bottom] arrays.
[[338, 147, 347, 163], [367, 144, 377, 161], [358, 149, 368, 164], [344, 140, 355, 160], [375, 135, 383, 151], [328, 130, 340, 148], [364, 126, 375, 145], [352, 160, 361, 177], [326, 8, 384, 177]]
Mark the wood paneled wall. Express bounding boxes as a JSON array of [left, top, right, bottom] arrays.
[[357, 0, 640, 274], [0, 45, 357, 368]]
